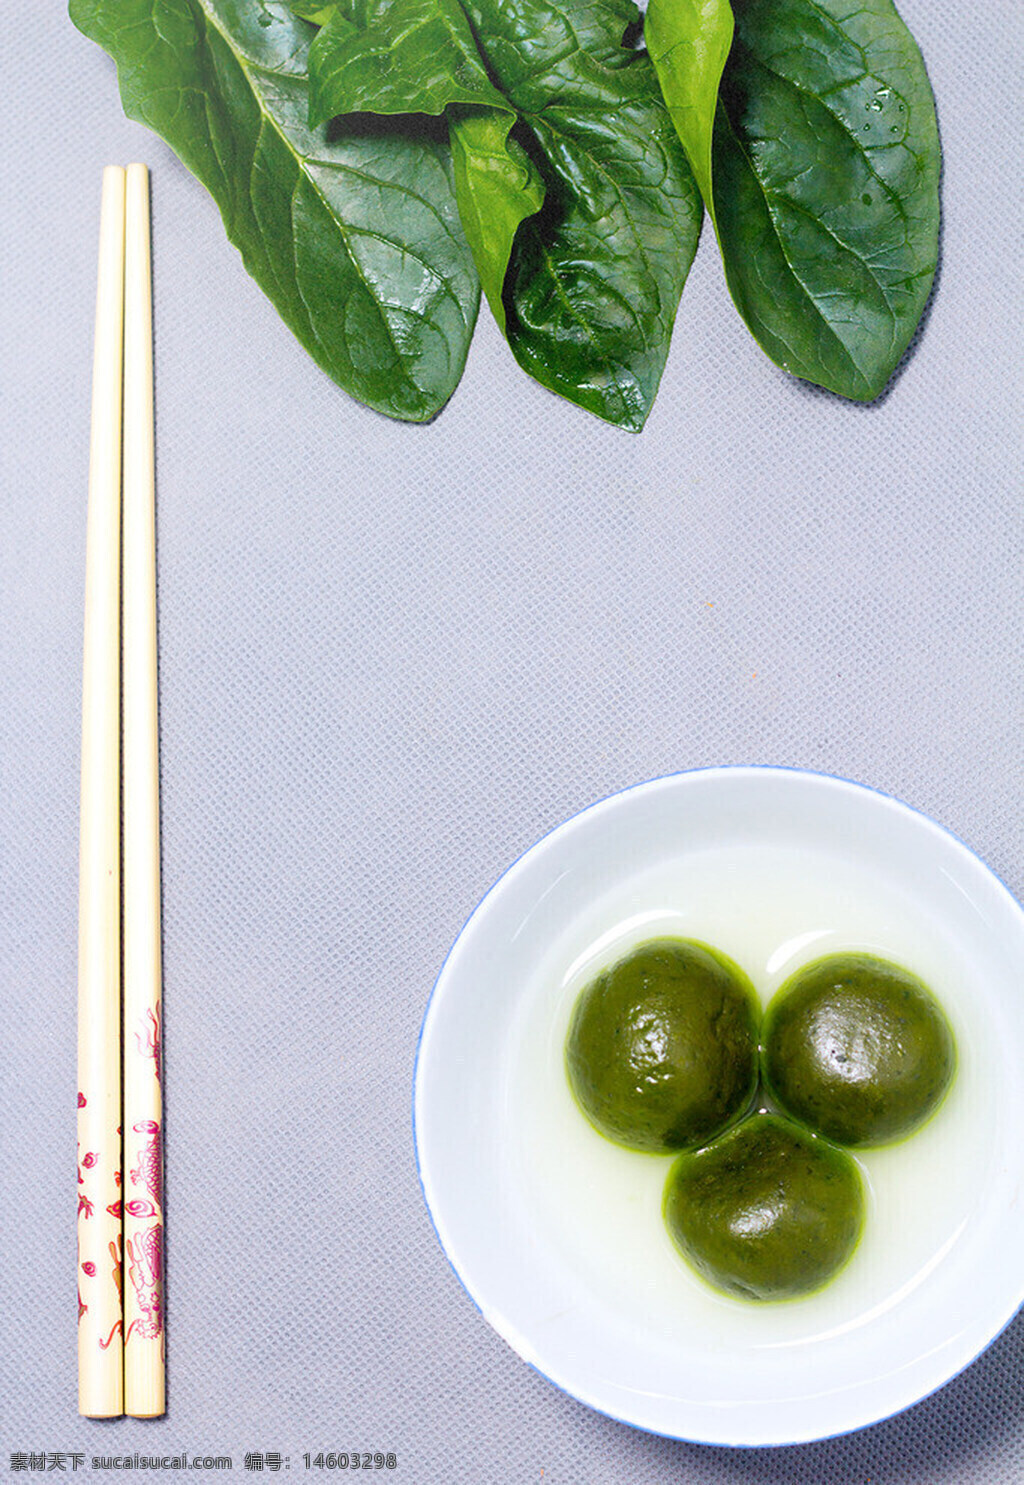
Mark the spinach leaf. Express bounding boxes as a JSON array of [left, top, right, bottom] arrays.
[[648, 0, 940, 401], [644, 0, 733, 211], [303, 0, 546, 337], [70, 0, 481, 422], [448, 108, 546, 334], [287, 0, 338, 21], [306, 0, 703, 429], [504, 95, 701, 430], [453, 0, 703, 430], [307, 0, 507, 124]]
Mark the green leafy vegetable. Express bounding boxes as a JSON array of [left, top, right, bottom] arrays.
[[70, 0, 480, 422], [471, 0, 703, 429], [302, 0, 549, 340], [73, 0, 942, 422], [302, 0, 548, 338], [287, 0, 338, 22], [648, 0, 940, 400], [448, 108, 545, 334], [645, 0, 733, 211], [307, 0, 507, 124], [502, 89, 701, 430], [305, 0, 704, 429]]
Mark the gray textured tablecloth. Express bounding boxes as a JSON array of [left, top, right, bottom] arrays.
[[2, 3, 1023, 1480]]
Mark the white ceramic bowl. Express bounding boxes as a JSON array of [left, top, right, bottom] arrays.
[[414, 768, 1024, 1446]]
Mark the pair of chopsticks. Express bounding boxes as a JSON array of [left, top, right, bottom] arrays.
[[77, 164, 164, 1418]]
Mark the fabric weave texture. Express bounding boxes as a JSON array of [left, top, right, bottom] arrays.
[[1, 3, 1022, 1480]]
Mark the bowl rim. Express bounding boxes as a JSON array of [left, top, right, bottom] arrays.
[[413, 764, 1024, 1447]]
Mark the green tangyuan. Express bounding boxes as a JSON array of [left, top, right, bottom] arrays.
[[762, 953, 956, 1147], [664, 1112, 865, 1300], [565, 938, 759, 1153]]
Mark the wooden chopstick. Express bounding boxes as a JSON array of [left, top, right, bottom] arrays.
[[78, 162, 165, 1418], [122, 162, 166, 1418], [78, 164, 126, 1418]]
